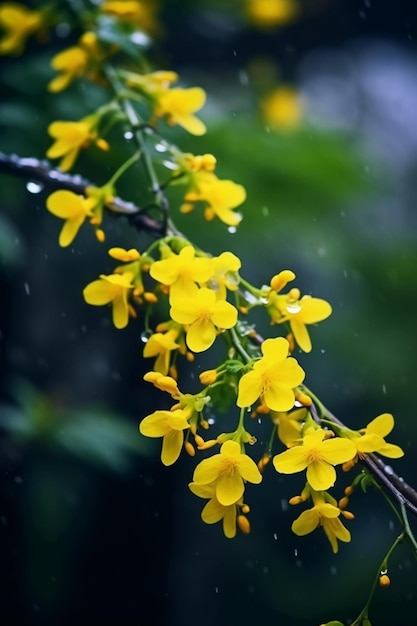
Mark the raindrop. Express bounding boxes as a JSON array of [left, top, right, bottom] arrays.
[[124, 130, 134, 140], [24, 282, 30, 295], [260, 297, 269, 305], [382, 384, 387, 395], [257, 418, 261, 425], [228, 226, 237, 234], [238, 70, 249, 85], [286, 302, 302, 314], [281, 499, 288, 512], [273, 533, 278, 540], [380, 569, 388, 576], [155, 142, 168, 153], [14, 476, 23, 484], [162, 160, 177, 170], [130, 31, 150, 46], [26, 181, 43, 194], [320, 349, 326, 354], [207, 417, 215, 425], [215, 586, 219, 594], [294, 548, 298, 556], [330, 565, 337, 575], [388, 520, 395, 531], [140, 329, 153, 343], [225, 271, 239, 287], [384, 465, 394, 476]]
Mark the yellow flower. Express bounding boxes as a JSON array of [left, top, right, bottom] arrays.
[[351, 413, 404, 458], [83, 272, 135, 329], [237, 337, 305, 412], [101, 0, 159, 34], [150, 245, 214, 301], [46, 190, 94, 247], [268, 289, 332, 353], [46, 117, 109, 172], [245, 0, 299, 29], [48, 32, 103, 93], [0, 3, 43, 56], [273, 428, 356, 491], [143, 329, 180, 375], [181, 175, 246, 226], [274, 407, 307, 447], [153, 87, 207, 135], [262, 86, 303, 130], [125, 70, 179, 92], [189, 482, 239, 538], [192, 440, 262, 506], [139, 408, 190, 466], [169, 287, 238, 352], [207, 251, 241, 299], [291, 499, 351, 553]]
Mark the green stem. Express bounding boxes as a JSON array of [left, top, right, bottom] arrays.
[[107, 151, 141, 187], [352, 533, 404, 625], [228, 326, 253, 363]]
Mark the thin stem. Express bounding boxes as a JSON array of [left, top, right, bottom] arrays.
[[107, 151, 141, 187], [228, 326, 253, 363]]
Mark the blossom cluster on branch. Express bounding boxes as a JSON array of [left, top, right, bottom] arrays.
[[1, 2, 415, 624]]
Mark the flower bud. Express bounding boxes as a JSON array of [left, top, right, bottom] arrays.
[[379, 574, 390, 587], [237, 515, 250, 535]]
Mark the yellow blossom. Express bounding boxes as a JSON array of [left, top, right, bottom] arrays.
[[262, 87, 303, 130], [83, 272, 135, 329], [0, 3, 43, 56], [274, 407, 307, 447], [268, 289, 332, 353], [153, 87, 207, 135], [139, 408, 190, 466], [101, 0, 159, 34], [351, 413, 404, 458], [291, 498, 351, 553], [245, 0, 299, 29], [237, 337, 305, 412], [169, 287, 237, 353], [46, 117, 109, 172], [143, 329, 180, 375], [273, 428, 356, 491], [182, 175, 246, 226], [48, 32, 103, 93], [150, 245, 214, 301], [46, 190, 94, 247], [192, 440, 262, 506], [125, 70, 179, 92], [189, 482, 240, 538], [207, 251, 241, 299]]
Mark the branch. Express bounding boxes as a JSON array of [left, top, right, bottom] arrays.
[[0, 151, 165, 236]]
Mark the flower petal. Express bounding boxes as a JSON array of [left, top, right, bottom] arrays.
[[186, 320, 216, 352], [319, 438, 357, 465], [237, 455, 262, 484], [216, 472, 244, 506], [193, 455, 221, 484], [273, 446, 307, 474], [139, 411, 170, 437], [307, 460, 336, 491], [161, 429, 183, 466], [201, 498, 224, 524], [366, 413, 394, 437], [291, 509, 320, 536]]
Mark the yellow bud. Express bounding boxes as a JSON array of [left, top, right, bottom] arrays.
[[344, 485, 354, 496], [323, 430, 335, 439], [184, 441, 195, 457], [379, 574, 390, 587], [239, 306, 249, 315], [241, 504, 250, 514], [342, 459, 357, 472], [294, 391, 312, 406], [199, 369, 217, 385], [197, 439, 218, 450], [143, 292, 158, 303], [200, 419, 209, 430], [288, 287, 300, 301], [237, 515, 251, 535], [289, 495, 305, 505], [341, 510, 354, 520], [186, 351, 195, 362], [270, 270, 296, 292], [257, 454, 270, 472], [286, 332, 295, 352], [128, 304, 137, 318], [338, 496, 349, 510], [194, 435, 205, 447], [169, 365, 178, 380], [202, 153, 216, 170], [95, 228, 105, 242], [96, 138, 110, 151]]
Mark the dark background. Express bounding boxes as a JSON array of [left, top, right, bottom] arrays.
[[1, 1, 417, 624]]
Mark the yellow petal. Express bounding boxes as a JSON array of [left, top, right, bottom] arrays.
[[112, 293, 129, 329], [264, 384, 295, 412], [291, 509, 320, 536], [59, 215, 85, 247], [319, 438, 357, 465], [261, 336, 289, 361], [189, 482, 215, 499], [298, 297, 332, 324], [366, 413, 394, 438], [223, 505, 237, 538], [236, 370, 262, 408], [237, 455, 262, 484], [273, 446, 307, 474], [186, 320, 216, 352], [211, 300, 238, 329], [201, 498, 224, 524], [193, 455, 221, 484], [83, 279, 115, 305], [290, 319, 311, 352], [139, 411, 170, 437], [161, 429, 184, 466], [216, 472, 244, 506], [378, 442, 404, 459], [306, 460, 336, 491]]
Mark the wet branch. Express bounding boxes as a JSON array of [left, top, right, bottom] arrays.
[[0, 151, 165, 236]]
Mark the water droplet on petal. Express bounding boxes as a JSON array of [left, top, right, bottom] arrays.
[[26, 181, 43, 194], [286, 302, 302, 314]]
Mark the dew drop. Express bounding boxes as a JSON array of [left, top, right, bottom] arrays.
[[273, 533, 278, 540], [140, 329, 153, 343], [385, 465, 394, 475], [24, 282, 30, 295], [26, 181, 43, 194], [286, 303, 302, 314], [228, 226, 237, 234], [294, 548, 298, 556], [124, 131, 134, 140], [382, 384, 387, 395], [162, 160, 177, 170], [130, 31, 150, 46], [155, 142, 168, 153]]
